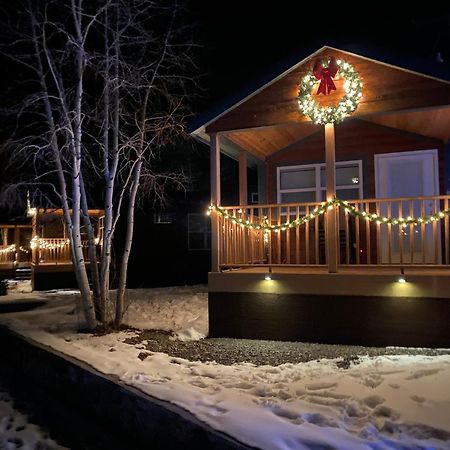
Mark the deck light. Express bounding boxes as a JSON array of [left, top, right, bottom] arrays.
[[264, 273, 272, 281], [398, 277, 406, 283]]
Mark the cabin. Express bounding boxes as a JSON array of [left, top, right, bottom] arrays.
[[0, 207, 104, 290], [190, 44, 450, 347]]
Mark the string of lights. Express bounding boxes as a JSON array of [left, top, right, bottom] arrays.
[[207, 198, 450, 233], [0, 244, 16, 254]]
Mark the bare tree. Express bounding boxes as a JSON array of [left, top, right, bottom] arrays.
[[0, 0, 196, 329]]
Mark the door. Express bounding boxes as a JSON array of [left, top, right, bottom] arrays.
[[375, 149, 440, 264]]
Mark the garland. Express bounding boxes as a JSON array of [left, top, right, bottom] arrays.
[[207, 199, 450, 233], [298, 58, 362, 125]]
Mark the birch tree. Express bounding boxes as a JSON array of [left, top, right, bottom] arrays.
[[0, 0, 196, 329]]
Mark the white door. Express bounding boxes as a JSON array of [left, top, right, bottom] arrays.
[[375, 149, 440, 264]]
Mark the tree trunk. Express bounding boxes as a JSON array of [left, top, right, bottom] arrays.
[[80, 174, 101, 318], [115, 160, 143, 327], [70, 0, 96, 330]]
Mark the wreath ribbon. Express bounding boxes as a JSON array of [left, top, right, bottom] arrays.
[[313, 57, 339, 95]]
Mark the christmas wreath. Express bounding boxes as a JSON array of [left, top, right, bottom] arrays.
[[298, 57, 362, 125]]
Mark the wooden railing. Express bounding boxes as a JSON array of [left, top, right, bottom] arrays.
[[217, 195, 450, 269], [339, 195, 450, 266], [32, 238, 92, 265], [0, 245, 16, 264]]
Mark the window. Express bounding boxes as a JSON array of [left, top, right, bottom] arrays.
[[277, 161, 363, 203], [153, 212, 173, 224], [188, 214, 211, 250], [251, 192, 259, 204]]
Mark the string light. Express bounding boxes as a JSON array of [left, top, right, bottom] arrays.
[[207, 198, 450, 232], [298, 58, 362, 125], [0, 244, 16, 254]]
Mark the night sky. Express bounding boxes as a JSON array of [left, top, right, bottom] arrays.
[[191, 2, 450, 111]]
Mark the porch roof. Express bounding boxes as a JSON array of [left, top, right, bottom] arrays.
[[190, 43, 450, 162]]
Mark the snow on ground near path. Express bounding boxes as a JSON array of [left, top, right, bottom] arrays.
[[1, 287, 450, 450], [122, 285, 208, 339], [0, 385, 67, 450]]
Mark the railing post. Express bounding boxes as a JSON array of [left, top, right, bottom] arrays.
[[325, 123, 338, 273], [210, 133, 221, 272]]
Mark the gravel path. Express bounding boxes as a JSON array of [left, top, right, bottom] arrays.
[[124, 330, 450, 368]]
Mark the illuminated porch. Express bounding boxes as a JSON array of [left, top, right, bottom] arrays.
[[190, 44, 450, 345]]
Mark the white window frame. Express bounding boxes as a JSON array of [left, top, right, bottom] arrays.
[[276, 160, 363, 203]]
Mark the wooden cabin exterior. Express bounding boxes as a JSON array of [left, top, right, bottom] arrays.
[[190, 44, 450, 347], [30, 208, 104, 290], [0, 224, 33, 277], [0, 208, 104, 290]]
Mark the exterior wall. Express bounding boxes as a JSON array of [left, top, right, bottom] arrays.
[[266, 121, 446, 202], [208, 271, 450, 346], [209, 291, 450, 347]]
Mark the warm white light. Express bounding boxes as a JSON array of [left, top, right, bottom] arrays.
[[398, 277, 406, 284], [264, 274, 272, 281]]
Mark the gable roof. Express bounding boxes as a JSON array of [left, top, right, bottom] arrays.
[[189, 42, 450, 163], [189, 42, 450, 136]]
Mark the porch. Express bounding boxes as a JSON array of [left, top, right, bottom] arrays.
[[213, 195, 450, 271], [191, 44, 450, 345]]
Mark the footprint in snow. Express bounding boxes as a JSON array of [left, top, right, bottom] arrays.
[[410, 394, 426, 404], [362, 374, 384, 388], [373, 404, 399, 420], [405, 368, 441, 380], [305, 381, 337, 391], [268, 403, 300, 421], [196, 400, 228, 416], [363, 395, 385, 409], [300, 412, 339, 428], [381, 420, 450, 441]]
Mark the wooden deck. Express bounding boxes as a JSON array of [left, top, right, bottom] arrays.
[[220, 265, 450, 276]]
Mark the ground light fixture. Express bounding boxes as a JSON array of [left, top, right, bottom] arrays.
[[398, 268, 406, 283], [264, 267, 273, 281]]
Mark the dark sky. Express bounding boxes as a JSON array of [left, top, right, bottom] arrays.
[[191, 2, 450, 111]]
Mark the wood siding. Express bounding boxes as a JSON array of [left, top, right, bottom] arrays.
[[266, 120, 445, 202]]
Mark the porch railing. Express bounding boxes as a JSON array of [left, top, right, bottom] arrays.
[[32, 238, 93, 265], [216, 195, 450, 269], [0, 245, 16, 264]]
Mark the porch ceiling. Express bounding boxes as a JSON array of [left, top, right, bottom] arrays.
[[222, 105, 450, 159], [364, 106, 450, 142]]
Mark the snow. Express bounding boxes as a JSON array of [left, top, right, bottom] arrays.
[[0, 384, 67, 450], [1, 285, 450, 450], [122, 286, 208, 339]]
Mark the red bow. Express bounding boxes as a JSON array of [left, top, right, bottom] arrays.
[[313, 57, 339, 95]]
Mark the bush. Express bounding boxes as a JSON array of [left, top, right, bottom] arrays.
[[0, 279, 7, 296]]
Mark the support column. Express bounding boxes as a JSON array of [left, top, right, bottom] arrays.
[[210, 133, 221, 272], [239, 149, 247, 206], [325, 123, 338, 273]]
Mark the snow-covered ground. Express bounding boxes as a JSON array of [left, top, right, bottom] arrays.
[[1, 283, 450, 450], [0, 384, 67, 450]]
